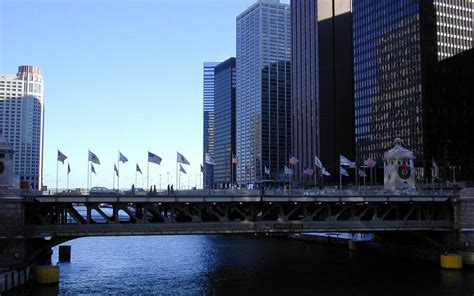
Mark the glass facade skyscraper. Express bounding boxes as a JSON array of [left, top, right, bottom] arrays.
[[353, 0, 473, 177], [0, 66, 44, 189], [236, 0, 291, 185], [213, 58, 236, 188], [291, 0, 354, 185], [203, 62, 219, 188]]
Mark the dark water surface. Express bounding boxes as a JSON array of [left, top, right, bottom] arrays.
[[38, 235, 474, 295]]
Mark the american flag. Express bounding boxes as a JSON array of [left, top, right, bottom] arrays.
[[136, 164, 143, 174], [358, 170, 367, 178], [148, 151, 162, 165], [303, 167, 314, 176], [289, 156, 299, 165], [57, 150, 67, 164], [114, 164, 119, 177], [179, 164, 187, 174]]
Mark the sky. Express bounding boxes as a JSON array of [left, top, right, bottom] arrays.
[[0, 0, 289, 190]]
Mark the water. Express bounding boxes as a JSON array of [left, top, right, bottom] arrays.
[[34, 236, 474, 295]]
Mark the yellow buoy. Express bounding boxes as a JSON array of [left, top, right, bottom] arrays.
[[34, 265, 60, 284], [440, 253, 462, 269], [348, 240, 357, 251]]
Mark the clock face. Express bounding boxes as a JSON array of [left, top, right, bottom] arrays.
[[0, 161, 4, 175]]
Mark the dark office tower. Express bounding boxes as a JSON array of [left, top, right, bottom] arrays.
[[353, 0, 473, 177], [203, 62, 219, 189], [236, 0, 291, 185], [213, 58, 237, 188], [291, 0, 354, 185], [434, 49, 474, 180]]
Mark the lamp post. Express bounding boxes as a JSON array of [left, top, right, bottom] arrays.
[[167, 172, 170, 187]]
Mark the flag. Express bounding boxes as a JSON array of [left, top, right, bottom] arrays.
[[289, 156, 299, 165], [264, 166, 270, 175], [205, 153, 216, 165], [245, 166, 251, 176], [284, 165, 293, 175], [232, 153, 239, 164], [303, 167, 314, 176], [432, 160, 439, 179], [340, 155, 355, 168], [358, 170, 367, 178], [148, 151, 162, 165], [88, 150, 101, 165], [322, 167, 331, 176], [91, 163, 96, 174], [364, 158, 377, 168], [315, 156, 323, 169], [340, 166, 349, 177], [119, 151, 128, 163], [57, 150, 67, 164], [67, 163, 71, 174], [177, 152, 190, 165], [200, 164, 204, 173], [114, 164, 119, 177], [136, 164, 142, 174], [179, 164, 187, 174]]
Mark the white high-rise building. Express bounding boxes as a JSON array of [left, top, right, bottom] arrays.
[[0, 66, 44, 189]]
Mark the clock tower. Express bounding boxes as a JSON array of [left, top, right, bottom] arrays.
[[0, 129, 15, 188]]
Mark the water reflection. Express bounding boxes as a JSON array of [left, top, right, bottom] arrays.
[[44, 235, 474, 295]]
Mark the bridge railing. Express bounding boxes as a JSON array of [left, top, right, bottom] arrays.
[[34, 186, 457, 198]]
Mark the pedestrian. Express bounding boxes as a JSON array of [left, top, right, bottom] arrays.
[[171, 185, 174, 193], [167, 184, 170, 194], [153, 185, 157, 194]]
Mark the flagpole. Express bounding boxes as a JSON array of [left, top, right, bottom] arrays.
[[56, 154, 59, 193], [135, 166, 137, 188], [147, 160, 150, 190], [90, 163, 93, 189], [67, 165, 70, 190], [117, 151, 120, 191], [176, 152, 178, 190], [113, 166, 115, 189], [339, 167, 342, 190]]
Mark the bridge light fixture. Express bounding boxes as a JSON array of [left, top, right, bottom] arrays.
[[158, 203, 162, 205], [239, 202, 243, 205], [294, 202, 298, 205], [342, 202, 346, 205], [213, 202, 216, 205], [269, 202, 272, 205], [364, 201, 368, 205], [318, 202, 322, 205], [186, 202, 189, 205], [384, 201, 388, 205]]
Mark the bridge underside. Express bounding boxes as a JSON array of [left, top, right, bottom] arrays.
[[7, 199, 454, 238]]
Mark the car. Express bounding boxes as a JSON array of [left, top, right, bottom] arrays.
[[89, 186, 120, 196]]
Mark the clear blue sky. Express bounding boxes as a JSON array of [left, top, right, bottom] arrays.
[[0, 0, 288, 190]]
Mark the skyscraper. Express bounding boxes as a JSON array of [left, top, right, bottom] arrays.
[[213, 58, 237, 188], [203, 62, 219, 189], [291, 0, 354, 185], [353, 0, 473, 177], [236, 0, 291, 185], [0, 66, 44, 189]]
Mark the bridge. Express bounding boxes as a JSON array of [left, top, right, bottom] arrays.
[[1, 188, 473, 292]]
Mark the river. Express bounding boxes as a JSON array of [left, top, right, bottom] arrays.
[[15, 235, 474, 295]]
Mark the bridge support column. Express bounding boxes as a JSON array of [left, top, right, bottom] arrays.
[[0, 196, 55, 293], [457, 189, 474, 266]]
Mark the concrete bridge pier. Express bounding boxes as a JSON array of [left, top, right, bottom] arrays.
[[457, 188, 474, 265], [0, 195, 57, 293]]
